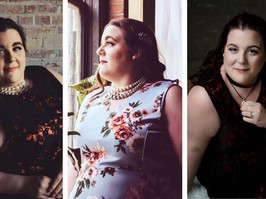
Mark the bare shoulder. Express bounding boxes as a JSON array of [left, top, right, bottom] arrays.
[[46, 68, 62, 84], [165, 84, 182, 101], [164, 84, 182, 115], [188, 85, 220, 138]]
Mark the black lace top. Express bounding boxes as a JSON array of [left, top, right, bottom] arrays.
[[196, 72, 266, 198], [0, 66, 62, 179]]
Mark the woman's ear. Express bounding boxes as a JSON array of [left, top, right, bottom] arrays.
[[132, 49, 142, 60]]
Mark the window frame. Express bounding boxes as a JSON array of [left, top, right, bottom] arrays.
[[69, 0, 91, 78]]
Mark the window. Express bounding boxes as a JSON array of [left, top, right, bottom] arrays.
[[67, 0, 104, 147], [67, 2, 82, 147]]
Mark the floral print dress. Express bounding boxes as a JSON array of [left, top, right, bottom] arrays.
[[69, 81, 180, 199]]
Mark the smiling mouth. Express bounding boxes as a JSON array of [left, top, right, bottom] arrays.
[[234, 68, 249, 72], [100, 60, 107, 64], [4, 67, 18, 73]]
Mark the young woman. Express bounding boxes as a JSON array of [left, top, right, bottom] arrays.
[[68, 18, 182, 198], [188, 13, 266, 198], [0, 18, 62, 199]]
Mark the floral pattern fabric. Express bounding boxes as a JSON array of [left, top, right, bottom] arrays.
[[69, 81, 179, 199], [0, 66, 62, 179], [196, 73, 266, 198]]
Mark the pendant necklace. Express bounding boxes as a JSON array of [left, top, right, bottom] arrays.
[[226, 73, 258, 105]]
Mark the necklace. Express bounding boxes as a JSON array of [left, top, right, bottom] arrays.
[[228, 77, 258, 105], [0, 80, 29, 95], [226, 73, 259, 88], [108, 77, 146, 100]]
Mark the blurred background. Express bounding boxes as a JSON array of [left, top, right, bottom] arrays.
[[0, 0, 63, 74]]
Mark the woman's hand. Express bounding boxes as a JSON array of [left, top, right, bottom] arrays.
[[47, 170, 63, 199], [241, 101, 266, 128], [20, 175, 54, 199]]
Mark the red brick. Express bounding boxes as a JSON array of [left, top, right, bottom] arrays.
[[19, 16, 33, 25], [38, 5, 57, 13], [28, 50, 59, 59], [24, 26, 58, 37], [35, 16, 50, 25], [110, 0, 124, 3], [52, 16, 63, 25], [9, 0, 33, 2], [109, 4, 124, 15], [110, 14, 124, 20], [25, 5, 36, 13], [0, 5, 24, 14]]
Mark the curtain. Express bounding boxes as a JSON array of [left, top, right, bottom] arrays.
[[155, 0, 183, 86]]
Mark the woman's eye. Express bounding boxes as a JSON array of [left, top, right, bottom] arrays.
[[248, 49, 258, 55], [0, 49, 5, 57], [106, 42, 114, 46], [228, 48, 238, 53], [13, 46, 22, 52]]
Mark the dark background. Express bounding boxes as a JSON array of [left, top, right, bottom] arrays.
[[188, 0, 266, 81]]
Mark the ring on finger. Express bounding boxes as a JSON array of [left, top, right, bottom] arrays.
[[248, 112, 253, 118]]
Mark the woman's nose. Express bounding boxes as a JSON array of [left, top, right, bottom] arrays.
[[237, 52, 247, 64], [96, 45, 105, 56], [4, 51, 16, 64]]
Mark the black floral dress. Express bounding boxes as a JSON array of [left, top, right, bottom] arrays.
[[0, 66, 62, 198], [196, 72, 266, 198]]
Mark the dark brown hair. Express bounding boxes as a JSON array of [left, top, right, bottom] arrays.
[[191, 13, 266, 84], [92, 18, 166, 95], [0, 17, 27, 52]]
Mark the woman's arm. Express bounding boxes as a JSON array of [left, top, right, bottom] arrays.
[[164, 85, 182, 198], [187, 86, 220, 191], [0, 171, 56, 198], [68, 153, 78, 196]]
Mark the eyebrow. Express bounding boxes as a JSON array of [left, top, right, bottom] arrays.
[[105, 36, 116, 41], [227, 43, 261, 49], [0, 41, 23, 49], [101, 35, 117, 44]]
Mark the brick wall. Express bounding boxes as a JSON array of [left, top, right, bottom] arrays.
[[188, 0, 266, 78], [109, 0, 126, 20], [0, 0, 63, 74]]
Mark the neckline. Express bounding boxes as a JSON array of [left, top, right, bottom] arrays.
[[226, 73, 259, 88], [101, 84, 144, 114], [220, 73, 262, 107]]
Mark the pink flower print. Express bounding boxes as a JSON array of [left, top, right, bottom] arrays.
[[77, 165, 98, 182], [108, 114, 128, 131], [124, 106, 134, 114], [126, 134, 145, 153], [100, 167, 117, 177], [141, 109, 148, 116], [82, 143, 108, 166], [114, 126, 133, 140], [152, 94, 163, 112], [131, 110, 142, 123], [87, 166, 98, 181]]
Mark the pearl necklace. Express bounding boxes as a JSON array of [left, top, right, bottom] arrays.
[[0, 80, 29, 95], [108, 77, 146, 100]]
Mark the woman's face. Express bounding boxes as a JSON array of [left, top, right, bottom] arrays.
[[0, 29, 26, 87], [96, 25, 135, 82], [223, 28, 266, 86]]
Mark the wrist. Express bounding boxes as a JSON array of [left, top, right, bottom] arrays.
[[0, 172, 25, 194]]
